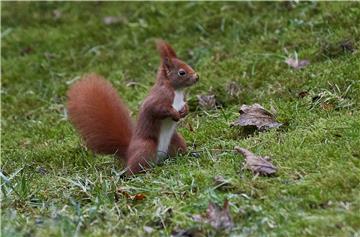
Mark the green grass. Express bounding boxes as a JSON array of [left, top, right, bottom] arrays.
[[1, 2, 360, 237]]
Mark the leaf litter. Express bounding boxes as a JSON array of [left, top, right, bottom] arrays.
[[103, 16, 128, 25], [213, 175, 232, 190], [235, 147, 277, 176], [284, 51, 310, 69], [225, 81, 241, 97], [285, 57, 310, 69], [231, 104, 282, 131], [320, 39, 356, 58], [192, 200, 234, 230], [197, 94, 217, 110], [115, 188, 145, 201]]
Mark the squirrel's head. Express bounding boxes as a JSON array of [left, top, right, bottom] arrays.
[[156, 39, 199, 89]]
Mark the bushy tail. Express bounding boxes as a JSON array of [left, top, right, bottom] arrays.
[[67, 74, 133, 157]]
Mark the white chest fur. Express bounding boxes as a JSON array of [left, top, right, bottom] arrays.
[[172, 90, 185, 111], [157, 90, 185, 159]]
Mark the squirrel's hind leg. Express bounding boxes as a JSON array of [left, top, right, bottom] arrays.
[[126, 139, 158, 175], [168, 132, 187, 157]]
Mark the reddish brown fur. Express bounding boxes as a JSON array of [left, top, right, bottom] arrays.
[[169, 132, 187, 156], [67, 75, 133, 157], [126, 77, 181, 173], [66, 40, 198, 175]]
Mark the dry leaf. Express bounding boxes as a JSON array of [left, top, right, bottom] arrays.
[[207, 200, 234, 229], [320, 39, 356, 58], [103, 16, 127, 25], [197, 94, 216, 110], [226, 81, 241, 97], [115, 188, 146, 201], [285, 57, 310, 69], [36, 166, 47, 175], [213, 176, 232, 189], [235, 147, 277, 176], [213, 175, 227, 185], [340, 40, 355, 53], [193, 200, 233, 230], [52, 10, 62, 20], [143, 226, 155, 234], [133, 193, 145, 200], [320, 102, 335, 111], [231, 104, 282, 131], [298, 91, 309, 98]]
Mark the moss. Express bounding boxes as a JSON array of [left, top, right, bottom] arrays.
[[1, 2, 360, 236]]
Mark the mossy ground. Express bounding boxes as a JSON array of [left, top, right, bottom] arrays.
[[1, 2, 360, 237]]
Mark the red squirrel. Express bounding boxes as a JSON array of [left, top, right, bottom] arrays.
[[67, 40, 199, 174]]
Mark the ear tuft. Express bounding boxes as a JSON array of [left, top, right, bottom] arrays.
[[156, 39, 177, 59]]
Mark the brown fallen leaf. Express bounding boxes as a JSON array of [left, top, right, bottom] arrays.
[[52, 9, 62, 20], [285, 56, 310, 69], [207, 200, 234, 229], [320, 39, 356, 58], [36, 166, 47, 176], [115, 188, 146, 201], [213, 175, 227, 185], [213, 175, 232, 189], [225, 81, 241, 97], [340, 40, 355, 53], [235, 147, 277, 176], [197, 94, 216, 110], [103, 16, 127, 25], [298, 91, 309, 98], [231, 104, 282, 131], [320, 102, 335, 111], [133, 193, 145, 200], [193, 200, 233, 230]]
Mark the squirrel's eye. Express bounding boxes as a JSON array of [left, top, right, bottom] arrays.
[[178, 69, 186, 76]]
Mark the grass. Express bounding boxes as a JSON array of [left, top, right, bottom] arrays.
[[1, 2, 360, 236]]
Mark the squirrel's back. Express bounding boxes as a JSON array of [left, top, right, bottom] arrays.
[[67, 74, 133, 157]]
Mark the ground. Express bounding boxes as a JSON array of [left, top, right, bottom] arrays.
[[1, 2, 360, 237]]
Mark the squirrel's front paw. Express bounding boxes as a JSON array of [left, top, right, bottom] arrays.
[[170, 108, 181, 122], [179, 103, 189, 118]]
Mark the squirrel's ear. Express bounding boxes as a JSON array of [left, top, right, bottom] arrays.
[[156, 39, 177, 59], [156, 39, 177, 71]]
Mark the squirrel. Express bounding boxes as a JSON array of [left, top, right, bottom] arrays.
[[67, 40, 199, 175]]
